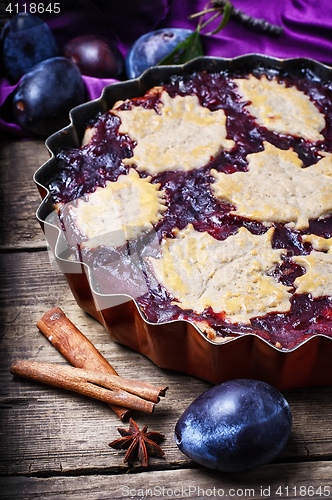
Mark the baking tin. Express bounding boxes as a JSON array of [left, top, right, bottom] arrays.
[[34, 55, 332, 391]]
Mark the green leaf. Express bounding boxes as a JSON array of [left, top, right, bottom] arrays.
[[157, 30, 204, 66], [205, 1, 233, 35]]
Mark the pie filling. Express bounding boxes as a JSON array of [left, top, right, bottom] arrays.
[[48, 67, 332, 350]]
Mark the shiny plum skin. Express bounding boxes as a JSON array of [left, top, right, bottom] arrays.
[[12, 57, 85, 136], [1, 13, 58, 83], [175, 379, 292, 472], [63, 35, 125, 79], [126, 28, 193, 79]]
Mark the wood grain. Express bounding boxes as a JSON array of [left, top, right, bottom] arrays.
[[0, 462, 332, 499], [1, 251, 332, 477], [0, 137, 50, 250]]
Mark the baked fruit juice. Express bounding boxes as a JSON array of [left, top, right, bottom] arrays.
[[47, 65, 332, 351]]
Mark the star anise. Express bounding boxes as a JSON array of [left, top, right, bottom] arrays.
[[109, 418, 165, 467]]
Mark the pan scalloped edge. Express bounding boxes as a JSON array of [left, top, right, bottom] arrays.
[[34, 54, 332, 391]]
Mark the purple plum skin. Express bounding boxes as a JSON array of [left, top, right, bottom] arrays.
[[63, 35, 125, 79], [175, 379, 292, 472], [126, 28, 194, 79], [12, 57, 85, 136], [1, 13, 58, 83]]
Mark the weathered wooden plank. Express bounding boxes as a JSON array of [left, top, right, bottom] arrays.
[[0, 137, 50, 250], [1, 37, 332, 500], [1, 378, 331, 477], [1, 251, 332, 477], [1, 461, 332, 500], [0, 250, 211, 475]]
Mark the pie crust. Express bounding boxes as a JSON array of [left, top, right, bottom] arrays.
[[48, 68, 332, 350]]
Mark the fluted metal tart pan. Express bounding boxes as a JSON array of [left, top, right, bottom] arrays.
[[34, 54, 332, 391]]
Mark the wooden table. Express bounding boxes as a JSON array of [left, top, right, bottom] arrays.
[[0, 134, 331, 500]]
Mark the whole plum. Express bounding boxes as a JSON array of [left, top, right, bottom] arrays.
[[63, 35, 125, 79], [126, 28, 193, 79], [175, 379, 292, 472], [12, 57, 85, 136], [1, 13, 58, 83]]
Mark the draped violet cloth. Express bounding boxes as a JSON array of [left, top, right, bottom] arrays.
[[1, 0, 332, 135]]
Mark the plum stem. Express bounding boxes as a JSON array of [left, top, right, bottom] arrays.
[[189, 0, 283, 37]]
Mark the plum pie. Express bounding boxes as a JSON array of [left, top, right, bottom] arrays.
[[48, 66, 332, 351]]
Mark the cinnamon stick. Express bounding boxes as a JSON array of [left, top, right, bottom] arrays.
[[10, 360, 155, 414], [11, 360, 166, 403], [37, 307, 130, 419]]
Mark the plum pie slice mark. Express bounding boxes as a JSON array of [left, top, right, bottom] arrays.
[[301, 234, 332, 252], [234, 74, 325, 142], [66, 168, 167, 249], [211, 142, 332, 230], [148, 225, 292, 324], [293, 234, 332, 298], [112, 89, 235, 175]]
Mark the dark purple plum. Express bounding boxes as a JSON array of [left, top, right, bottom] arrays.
[[12, 57, 85, 136], [126, 28, 193, 79], [175, 379, 292, 472], [1, 13, 58, 83], [63, 35, 125, 79]]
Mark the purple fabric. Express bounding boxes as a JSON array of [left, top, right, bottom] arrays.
[[1, 0, 332, 137], [83, 75, 118, 101], [161, 0, 332, 63]]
